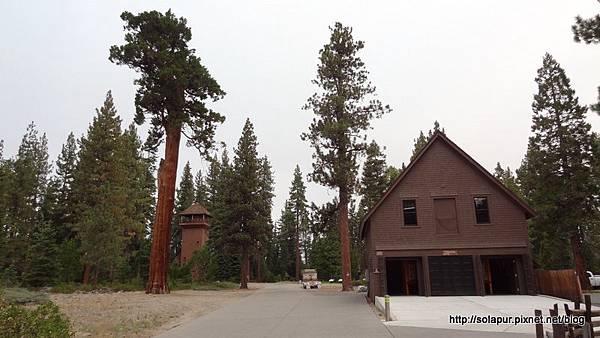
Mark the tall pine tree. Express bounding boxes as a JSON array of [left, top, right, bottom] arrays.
[[287, 165, 309, 280], [73, 91, 144, 283], [302, 23, 390, 291], [518, 54, 598, 288], [254, 157, 274, 282], [206, 150, 239, 281], [110, 10, 225, 293], [223, 119, 274, 289], [6, 123, 50, 279]]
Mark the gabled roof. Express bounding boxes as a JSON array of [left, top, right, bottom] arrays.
[[359, 131, 534, 238], [180, 203, 211, 216]]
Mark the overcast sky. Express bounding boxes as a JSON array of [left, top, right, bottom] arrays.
[[1, 1, 600, 218]]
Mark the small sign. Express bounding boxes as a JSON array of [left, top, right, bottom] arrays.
[[376, 251, 383, 256], [442, 250, 458, 256]]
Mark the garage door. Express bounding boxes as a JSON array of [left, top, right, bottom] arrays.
[[429, 256, 475, 296]]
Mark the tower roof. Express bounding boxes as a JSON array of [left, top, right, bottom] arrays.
[[179, 203, 211, 216]]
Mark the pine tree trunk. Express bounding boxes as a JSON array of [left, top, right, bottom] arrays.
[[339, 185, 352, 291], [82, 264, 91, 285], [295, 221, 301, 281], [249, 256, 255, 282], [146, 124, 182, 294], [571, 232, 591, 290], [240, 250, 249, 289], [256, 253, 262, 282]]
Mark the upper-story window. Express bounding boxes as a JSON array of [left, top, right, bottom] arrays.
[[402, 200, 418, 226], [474, 197, 490, 224]]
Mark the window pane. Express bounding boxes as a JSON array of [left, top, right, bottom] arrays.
[[474, 197, 488, 209], [474, 197, 490, 224], [476, 210, 490, 223], [403, 200, 417, 226]]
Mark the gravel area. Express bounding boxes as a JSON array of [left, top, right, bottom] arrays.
[[50, 287, 259, 337]]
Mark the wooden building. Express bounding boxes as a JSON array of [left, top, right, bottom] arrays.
[[179, 203, 211, 264], [360, 132, 536, 301]]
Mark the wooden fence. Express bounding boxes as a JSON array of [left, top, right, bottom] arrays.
[[535, 269, 583, 302], [534, 295, 599, 338]]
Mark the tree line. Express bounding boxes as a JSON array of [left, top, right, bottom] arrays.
[[0, 92, 155, 287], [2, 5, 600, 291]]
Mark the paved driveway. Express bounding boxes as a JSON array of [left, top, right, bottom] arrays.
[[381, 295, 595, 336], [158, 283, 391, 338], [158, 283, 542, 338]]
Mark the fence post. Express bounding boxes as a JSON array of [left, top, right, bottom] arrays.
[[385, 294, 390, 321], [534, 309, 543, 338], [583, 322, 591, 338], [585, 295, 592, 338], [549, 308, 565, 338]]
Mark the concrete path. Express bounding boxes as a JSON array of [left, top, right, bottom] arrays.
[[385, 326, 534, 338], [380, 295, 589, 336], [157, 283, 391, 338]]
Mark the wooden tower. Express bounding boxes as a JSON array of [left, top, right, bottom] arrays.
[[179, 203, 211, 264]]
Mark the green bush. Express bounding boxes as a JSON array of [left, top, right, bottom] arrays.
[[169, 262, 191, 283], [187, 246, 217, 283], [0, 293, 72, 337]]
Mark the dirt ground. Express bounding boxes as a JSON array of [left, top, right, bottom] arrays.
[[50, 286, 260, 337]]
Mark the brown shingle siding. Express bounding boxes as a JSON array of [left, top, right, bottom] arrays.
[[363, 133, 535, 301], [371, 140, 528, 251]]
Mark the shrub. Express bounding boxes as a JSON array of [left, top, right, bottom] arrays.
[[187, 246, 217, 283], [0, 292, 72, 337], [169, 262, 191, 283]]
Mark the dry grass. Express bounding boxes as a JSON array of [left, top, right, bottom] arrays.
[[50, 287, 260, 337]]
